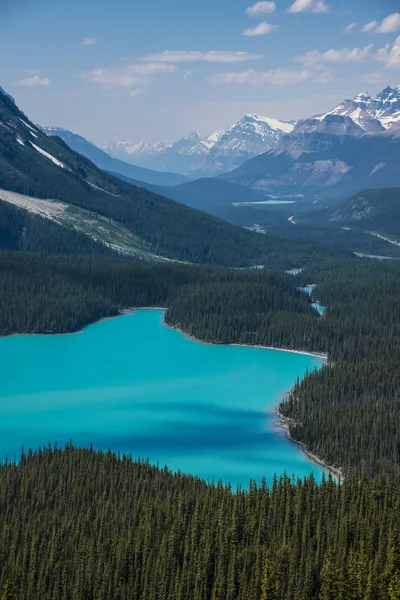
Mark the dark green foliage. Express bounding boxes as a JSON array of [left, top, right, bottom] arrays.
[[166, 277, 323, 351], [0, 251, 318, 345], [0, 446, 399, 600], [329, 187, 400, 237], [281, 259, 400, 476]]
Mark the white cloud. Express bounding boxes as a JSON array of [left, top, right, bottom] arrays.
[[140, 51, 262, 63], [296, 45, 373, 66], [126, 63, 178, 74], [14, 75, 51, 86], [376, 13, 400, 34], [362, 20, 378, 33], [129, 90, 142, 97], [342, 23, 357, 34], [246, 2, 276, 17], [363, 14, 400, 34], [287, 0, 329, 14], [242, 22, 278, 36], [209, 68, 312, 85], [83, 37, 98, 46], [82, 62, 177, 88], [376, 37, 400, 68]]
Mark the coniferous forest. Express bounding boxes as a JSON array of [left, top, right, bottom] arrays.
[[0, 446, 399, 600], [0, 251, 399, 600]]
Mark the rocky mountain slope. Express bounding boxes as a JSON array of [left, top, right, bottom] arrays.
[[220, 125, 400, 202]]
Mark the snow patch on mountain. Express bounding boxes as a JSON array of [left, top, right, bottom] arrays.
[[30, 142, 67, 169]]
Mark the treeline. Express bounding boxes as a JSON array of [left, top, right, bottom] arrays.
[[281, 259, 400, 476], [0, 446, 399, 600]]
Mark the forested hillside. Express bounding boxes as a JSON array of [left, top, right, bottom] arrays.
[[281, 260, 400, 476], [329, 187, 400, 237], [0, 446, 399, 600], [0, 89, 344, 269], [0, 252, 317, 339]]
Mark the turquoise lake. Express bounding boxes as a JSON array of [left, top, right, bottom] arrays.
[[0, 310, 325, 487]]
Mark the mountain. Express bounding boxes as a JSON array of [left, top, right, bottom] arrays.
[[316, 86, 400, 131], [0, 86, 340, 269], [220, 125, 400, 202], [280, 114, 368, 155], [103, 114, 295, 177], [0, 87, 15, 104], [103, 140, 171, 161], [39, 126, 189, 187], [328, 187, 400, 237], [101, 86, 400, 184]]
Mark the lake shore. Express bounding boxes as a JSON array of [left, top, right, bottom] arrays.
[[162, 316, 328, 360], [276, 408, 343, 482], [162, 316, 339, 480]]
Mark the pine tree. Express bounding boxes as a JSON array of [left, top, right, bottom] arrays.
[[261, 551, 280, 600]]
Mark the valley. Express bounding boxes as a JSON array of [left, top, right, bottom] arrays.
[[0, 63, 399, 600]]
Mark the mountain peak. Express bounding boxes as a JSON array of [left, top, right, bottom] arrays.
[[353, 91, 371, 104], [0, 86, 15, 104]]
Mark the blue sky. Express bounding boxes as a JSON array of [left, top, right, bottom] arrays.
[[1, 0, 400, 143]]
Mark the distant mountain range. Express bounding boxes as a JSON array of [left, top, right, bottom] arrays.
[[102, 115, 295, 177], [36, 84, 400, 211], [100, 87, 400, 178], [38, 126, 189, 187], [221, 125, 400, 202]]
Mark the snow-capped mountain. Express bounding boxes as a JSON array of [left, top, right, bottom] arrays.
[[102, 114, 295, 177], [102, 140, 171, 161], [372, 86, 400, 129], [315, 86, 400, 132]]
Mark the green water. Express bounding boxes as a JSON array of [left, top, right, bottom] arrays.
[[0, 310, 325, 487]]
